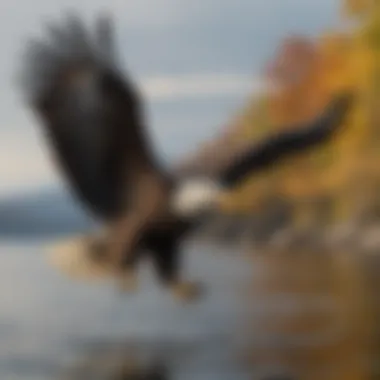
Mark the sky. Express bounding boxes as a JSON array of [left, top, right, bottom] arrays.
[[0, 0, 341, 196]]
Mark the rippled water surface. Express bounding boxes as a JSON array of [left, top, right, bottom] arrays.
[[0, 241, 375, 379]]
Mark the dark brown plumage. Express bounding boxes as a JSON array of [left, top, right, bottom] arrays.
[[20, 13, 353, 300]]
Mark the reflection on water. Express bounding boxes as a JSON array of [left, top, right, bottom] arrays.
[[0, 240, 378, 379], [243, 249, 374, 380], [59, 342, 170, 380]]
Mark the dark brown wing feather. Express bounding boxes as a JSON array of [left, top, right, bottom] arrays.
[[20, 14, 165, 220], [218, 93, 353, 188], [173, 94, 353, 188]]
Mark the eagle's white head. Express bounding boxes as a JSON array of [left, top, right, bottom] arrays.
[[170, 178, 224, 218]]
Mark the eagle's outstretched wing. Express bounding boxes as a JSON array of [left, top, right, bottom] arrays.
[[219, 93, 353, 188], [171, 93, 353, 217], [20, 14, 165, 220]]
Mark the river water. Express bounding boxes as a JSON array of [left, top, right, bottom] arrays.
[[0, 240, 375, 379]]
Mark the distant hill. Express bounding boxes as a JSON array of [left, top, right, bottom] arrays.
[[0, 188, 94, 240]]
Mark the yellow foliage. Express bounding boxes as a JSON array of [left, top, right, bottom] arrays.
[[219, 0, 380, 224], [342, 0, 375, 17]]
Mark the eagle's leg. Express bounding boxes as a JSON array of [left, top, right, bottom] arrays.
[[80, 230, 139, 292], [106, 175, 176, 292], [103, 211, 150, 293], [149, 237, 204, 302]]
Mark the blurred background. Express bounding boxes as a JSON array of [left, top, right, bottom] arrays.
[[0, 0, 379, 379]]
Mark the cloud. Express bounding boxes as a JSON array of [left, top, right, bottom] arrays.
[[0, 131, 57, 196], [0, 0, 339, 196], [140, 73, 268, 100], [0, 71, 267, 195]]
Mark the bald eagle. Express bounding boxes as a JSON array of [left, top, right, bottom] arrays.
[[20, 13, 353, 301]]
